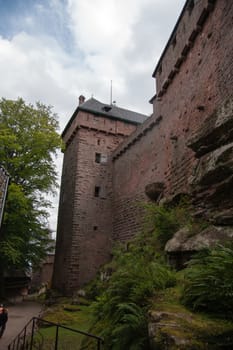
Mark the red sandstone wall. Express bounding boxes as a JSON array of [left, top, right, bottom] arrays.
[[54, 0, 233, 293], [63, 111, 137, 145], [70, 127, 120, 288], [112, 0, 233, 242], [52, 136, 78, 292], [53, 109, 138, 293]]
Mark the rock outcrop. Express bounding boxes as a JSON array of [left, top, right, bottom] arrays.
[[187, 98, 233, 158], [148, 307, 233, 349], [165, 97, 233, 268], [188, 97, 233, 217]]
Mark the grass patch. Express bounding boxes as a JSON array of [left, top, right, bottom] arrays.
[[35, 301, 98, 350]]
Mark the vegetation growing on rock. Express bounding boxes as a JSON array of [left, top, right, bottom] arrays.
[[82, 201, 233, 349], [44, 201, 233, 349]]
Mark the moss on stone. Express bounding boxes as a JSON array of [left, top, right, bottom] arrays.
[[149, 285, 233, 349]]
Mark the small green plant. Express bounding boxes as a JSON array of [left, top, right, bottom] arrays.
[[110, 303, 149, 350], [142, 200, 193, 249], [181, 244, 233, 317]]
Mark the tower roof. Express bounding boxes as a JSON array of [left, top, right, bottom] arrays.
[[62, 97, 148, 137]]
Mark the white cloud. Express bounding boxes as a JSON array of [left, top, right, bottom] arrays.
[[0, 0, 186, 230]]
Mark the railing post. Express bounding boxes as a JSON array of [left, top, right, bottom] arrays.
[[97, 338, 101, 350], [54, 324, 59, 350], [16, 333, 20, 350], [29, 318, 36, 350], [22, 326, 27, 348]]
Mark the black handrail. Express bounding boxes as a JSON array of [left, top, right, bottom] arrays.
[[8, 316, 104, 350]]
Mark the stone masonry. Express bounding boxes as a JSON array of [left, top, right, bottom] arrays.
[[52, 98, 147, 294], [53, 0, 233, 295]]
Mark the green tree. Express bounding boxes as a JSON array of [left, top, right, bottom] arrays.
[[0, 97, 62, 296]]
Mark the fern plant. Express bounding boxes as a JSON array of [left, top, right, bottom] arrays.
[[91, 247, 176, 349], [111, 303, 149, 350], [181, 244, 233, 317]]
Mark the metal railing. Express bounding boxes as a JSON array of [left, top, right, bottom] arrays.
[[8, 317, 104, 350]]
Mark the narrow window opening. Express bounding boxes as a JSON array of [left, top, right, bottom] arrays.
[[95, 153, 108, 164], [97, 139, 100, 145], [94, 186, 100, 197], [93, 226, 98, 231], [95, 153, 101, 163]]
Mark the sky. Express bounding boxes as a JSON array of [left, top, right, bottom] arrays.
[[0, 0, 186, 233]]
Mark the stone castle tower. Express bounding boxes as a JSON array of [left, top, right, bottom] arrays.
[[53, 0, 233, 295], [52, 96, 147, 294]]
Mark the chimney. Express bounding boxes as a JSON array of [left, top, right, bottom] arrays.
[[79, 95, 85, 105]]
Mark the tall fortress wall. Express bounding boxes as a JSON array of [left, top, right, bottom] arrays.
[[53, 0, 233, 295]]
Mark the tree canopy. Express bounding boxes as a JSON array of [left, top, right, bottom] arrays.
[[0, 97, 62, 274]]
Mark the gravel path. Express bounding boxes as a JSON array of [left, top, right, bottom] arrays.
[[0, 300, 42, 350]]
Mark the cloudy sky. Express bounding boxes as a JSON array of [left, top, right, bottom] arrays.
[[0, 0, 185, 232]]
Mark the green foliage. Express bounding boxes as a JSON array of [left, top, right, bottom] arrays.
[[110, 303, 149, 350], [86, 201, 216, 348], [181, 244, 233, 317], [90, 229, 176, 349], [142, 201, 189, 249], [0, 98, 62, 194], [0, 97, 62, 275], [85, 269, 111, 300], [141, 200, 208, 250]]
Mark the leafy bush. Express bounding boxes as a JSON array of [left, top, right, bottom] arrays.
[[142, 201, 192, 249], [181, 245, 233, 317], [91, 243, 176, 349]]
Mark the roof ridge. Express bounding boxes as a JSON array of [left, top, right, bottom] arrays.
[[81, 97, 147, 117]]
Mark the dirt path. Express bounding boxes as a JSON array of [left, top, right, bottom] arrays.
[[0, 300, 42, 350]]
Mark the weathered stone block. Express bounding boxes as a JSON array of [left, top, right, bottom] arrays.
[[165, 225, 233, 253], [187, 98, 233, 157], [190, 142, 233, 187]]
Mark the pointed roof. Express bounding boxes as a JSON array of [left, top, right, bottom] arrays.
[[62, 97, 148, 137]]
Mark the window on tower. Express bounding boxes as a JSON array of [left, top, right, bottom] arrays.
[[95, 152, 108, 164], [94, 186, 101, 197], [95, 153, 101, 163]]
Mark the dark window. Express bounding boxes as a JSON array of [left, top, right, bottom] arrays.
[[102, 105, 112, 112], [94, 186, 100, 197], [97, 139, 100, 145], [93, 226, 98, 231], [95, 153, 108, 164], [95, 153, 101, 163]]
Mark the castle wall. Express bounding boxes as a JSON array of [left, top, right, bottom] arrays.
[[53, 0, 233, 294], [52, 134, 78, 292], [112, 0, 233, 242], [31, 255, 54, 290], [53, 109, 138, 294]]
